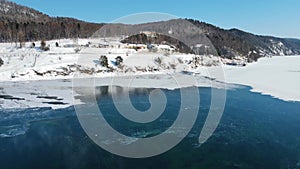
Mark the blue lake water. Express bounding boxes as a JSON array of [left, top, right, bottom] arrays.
[[0, 86, 300, 169]]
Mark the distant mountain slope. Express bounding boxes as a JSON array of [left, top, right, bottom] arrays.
[[116, 19, 300, 61], [0, 0, 50, 22], [188, 20, 300, 60], [0, 0, 102, 42], [0, 0, 300, 61]]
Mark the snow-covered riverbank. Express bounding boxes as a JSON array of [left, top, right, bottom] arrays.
[[222, 56, 300, 102], [0, 39, 299, 109]]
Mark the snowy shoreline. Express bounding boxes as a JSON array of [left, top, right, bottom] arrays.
[[0, 58, 299, 110], [0, 39, 299, 109], [221, 56, 300, 102], [0, 73, 231, 110]]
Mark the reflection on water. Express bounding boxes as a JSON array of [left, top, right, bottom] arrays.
[[0, 86, 300, 169], [95, 85, 152, 97], [74, 85, 152, 99]]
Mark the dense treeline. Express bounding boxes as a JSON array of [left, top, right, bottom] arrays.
[[0, 19, 102, 42], [0, 0, 102, 42]]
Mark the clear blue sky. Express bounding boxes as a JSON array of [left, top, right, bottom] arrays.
[[11, 0, 300, 39]]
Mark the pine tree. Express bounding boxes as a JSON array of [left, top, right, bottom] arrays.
[[99, 55, 108, 67], [115, 56, 123, 66], [0, 58, 4, 67], [41, 40, 46, 49], [40, 40, 49, 51]]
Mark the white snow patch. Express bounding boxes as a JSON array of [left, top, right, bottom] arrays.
[[215, 56, 300, 101]]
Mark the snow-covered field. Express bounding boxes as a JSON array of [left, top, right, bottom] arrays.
[[222, 56, 300, 102], [0, 38, 299, 109]]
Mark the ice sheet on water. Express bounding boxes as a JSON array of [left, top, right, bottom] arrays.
[[0, 107, 75, 138]]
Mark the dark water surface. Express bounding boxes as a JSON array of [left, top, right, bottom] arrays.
[[0, 86, 300, 169]]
